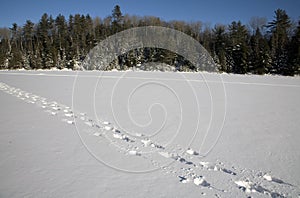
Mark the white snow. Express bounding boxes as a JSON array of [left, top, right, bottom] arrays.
[[93, 132, 101, 137], [199, 161, 210, 167], [128, 150, 139, 156], [186, 148, 197, 155], [67, 120, 74, 125], [193, 177, 209, 187], [135, 133, 143, 137], [0, 70, 300, 197], [104, 125, 112, 131], [64, 113, 73, 117], [113, 133, 123, 139], [84, 121, 93, 127], [263, 174, 273, 181], [235, 180, 255, 193], [141, 139, 151, 147], [158, 151, 172, 158]]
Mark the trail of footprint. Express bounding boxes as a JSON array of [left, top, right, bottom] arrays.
[[0, 82, 75, 124], [1, 81, 299, 197], [235, 180, 286, 197]]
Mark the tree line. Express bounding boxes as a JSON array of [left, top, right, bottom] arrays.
[[0, 5, 299, 75]]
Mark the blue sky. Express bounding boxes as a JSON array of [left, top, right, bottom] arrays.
[[0, 0, 299, 28]]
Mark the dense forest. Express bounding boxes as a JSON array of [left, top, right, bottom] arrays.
[[0, 5, 299, 75]]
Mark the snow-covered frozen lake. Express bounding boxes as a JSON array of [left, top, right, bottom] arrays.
[[0, 70, 299, 197]]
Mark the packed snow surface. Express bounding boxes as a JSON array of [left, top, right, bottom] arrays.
[[0, 70, 300, 197]]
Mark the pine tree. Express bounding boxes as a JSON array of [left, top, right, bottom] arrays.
[[0, 7, 298, 74], [9, 23, 23, 69], [9, 47, 23, 69], [23, 20, 34, 69], [66, 14, 75, 68], [288, 20, 300, 75], [0, 28, 10, 69], [228, 21, 249, 74], [85, 14, 95, 52], [48, 15, 58, 68], [112, 5, 123, 33], [37, 13, 53, 69], [213, 24, 227, 72], [55, 14, 68, 68], [267, 9, 291, 75], [248, 28, 271, 74]]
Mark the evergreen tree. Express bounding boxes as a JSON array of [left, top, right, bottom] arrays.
[[66, 14, 75, 68], [228, 21, 249, 74], [37, 13, 53, 69], [248, 28, 271, 74], [10, 23, 19, 47], [0, 7, 299, 74], [55, 14, 68, 68], [288, 20, 300, 75], [0, 28, 10, 69], [112, 5, 123, 33], [213, 24, 227, 72], [8, 46, 23, 69], [267, 9, 291, 75], [85, 14, 95, 52], [9, 23, 23, 68], [23, 20, 34, 68]]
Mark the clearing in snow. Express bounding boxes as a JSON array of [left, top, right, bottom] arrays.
[[0, 70, 299, 197]]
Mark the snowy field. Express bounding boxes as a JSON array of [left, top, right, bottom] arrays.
[[0, 70, 300, 197]]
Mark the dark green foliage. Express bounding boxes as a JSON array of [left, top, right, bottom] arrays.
[[0, 6, 299, 76], [213, 25, 227, 72], [248, 28, 271, 74], [227, 21, 249, 74], [112, 5, 123, 33], [267, 9, 292, 75], [288, 21, 300, 75]]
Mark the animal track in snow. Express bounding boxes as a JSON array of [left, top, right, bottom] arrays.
[[0, 81, 299, 197]]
